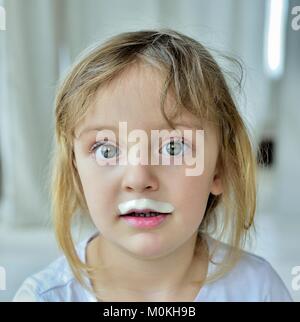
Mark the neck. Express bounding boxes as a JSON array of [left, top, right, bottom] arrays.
[[87, 232, 208, 300]]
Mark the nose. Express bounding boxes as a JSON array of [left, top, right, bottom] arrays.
[[121, 164, 159, 193]]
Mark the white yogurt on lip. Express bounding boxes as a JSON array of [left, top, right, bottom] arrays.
[[118, 198, 175, 215]]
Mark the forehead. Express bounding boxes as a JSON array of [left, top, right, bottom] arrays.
[[74, 62, 207, 138]]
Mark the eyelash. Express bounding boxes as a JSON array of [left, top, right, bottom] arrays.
[[89, 138, 190, 156], [89, 140, 108, 154]]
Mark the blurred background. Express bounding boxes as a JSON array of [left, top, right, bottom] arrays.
[[0, 0, 299, 301]]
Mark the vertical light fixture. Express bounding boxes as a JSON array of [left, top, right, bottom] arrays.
[[264, 0, 288, 79]]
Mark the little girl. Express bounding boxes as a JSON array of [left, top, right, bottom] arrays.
[[13, 29, 292, 302]]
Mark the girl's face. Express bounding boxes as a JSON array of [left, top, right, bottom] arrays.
[[73, 62, 222, 258]]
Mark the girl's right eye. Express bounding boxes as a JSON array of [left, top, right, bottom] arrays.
[[90, 141, 120, 160]]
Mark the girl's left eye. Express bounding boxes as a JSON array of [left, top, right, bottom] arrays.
[[89, 141, 119, 159], [159, 138, 189, 156]]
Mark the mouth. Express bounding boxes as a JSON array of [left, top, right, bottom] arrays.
[[119, 209, 172, 229], [119, 209, 172, 217]]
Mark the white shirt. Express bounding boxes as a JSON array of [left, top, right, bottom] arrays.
[[13, 233, 293, 302]]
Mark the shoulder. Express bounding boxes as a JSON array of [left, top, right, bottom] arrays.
[[12, 239, 90, 302], [204, 236, 293, 301], [229, 250, 292, 301]]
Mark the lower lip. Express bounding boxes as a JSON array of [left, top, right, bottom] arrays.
[[120, 214, 170, 228]]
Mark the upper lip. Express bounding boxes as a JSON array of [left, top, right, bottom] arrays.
[[120, 208, 171, 216], [118, 198, 175, 216]]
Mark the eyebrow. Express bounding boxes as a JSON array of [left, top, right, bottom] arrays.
[[76, 125, 119, 139], [76, 121, 202, 139]]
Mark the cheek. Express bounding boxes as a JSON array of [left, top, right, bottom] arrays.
[[75, 157, 117, 220], [171, 174, 212, 223]]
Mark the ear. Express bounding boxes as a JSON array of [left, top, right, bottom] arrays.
[[210, 171, 223, 196]]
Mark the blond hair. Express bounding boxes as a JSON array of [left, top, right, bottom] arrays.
[[51, 28, 257, 291]]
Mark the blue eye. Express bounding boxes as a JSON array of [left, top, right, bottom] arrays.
[[160, 138, 188, 156], [90, 141, 119, 159]]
